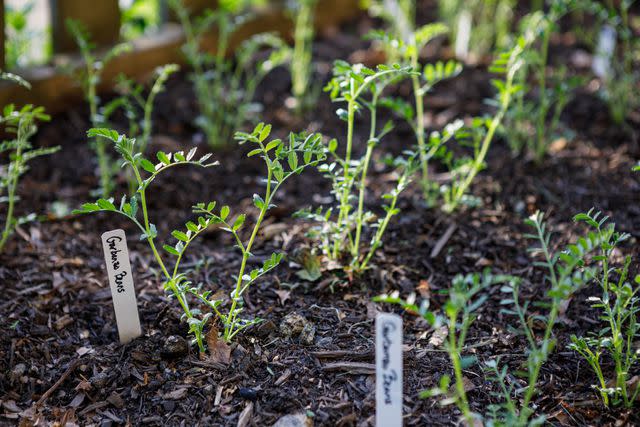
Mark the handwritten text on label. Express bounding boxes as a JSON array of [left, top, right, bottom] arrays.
[[376, 313, 403, 427], [101, 229, 142, 344]]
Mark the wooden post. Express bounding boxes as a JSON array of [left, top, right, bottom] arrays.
[[0, 0, 362, 112], [50, 0, 121, 53]]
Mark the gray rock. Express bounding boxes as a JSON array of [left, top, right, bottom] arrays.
[[279, 313, 307, 338], [272, 413, 313, 427], [299, 323, 316, 346], [162, 335, 188, 358]]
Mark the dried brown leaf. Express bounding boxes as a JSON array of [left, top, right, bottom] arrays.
[[206, 326, 231, 365]]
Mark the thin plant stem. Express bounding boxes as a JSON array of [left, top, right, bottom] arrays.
[[333, 86, 356, 259], [411, 49, 429, 193], [448, 311, 475, 426], [130, 165, 197, 346], [225, 166, 272, 341], [0, 149, 20, 251], [352, 92, 379, 259], [534, 24, 551, 163], [359, 189, 399, 271]]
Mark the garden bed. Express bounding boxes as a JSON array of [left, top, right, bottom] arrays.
[[1, 4, 639, 427]]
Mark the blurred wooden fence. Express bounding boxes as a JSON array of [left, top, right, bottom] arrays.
[[0, 0, 361, 112]]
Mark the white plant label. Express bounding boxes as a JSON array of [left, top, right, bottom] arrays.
[[376, 313, 403, 427], [101, 229, 142, 344], [455, 10, 472, 61], [384, 0, 411, 42], [593, 25, 616, 79]]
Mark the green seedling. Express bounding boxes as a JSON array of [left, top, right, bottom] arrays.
[[569, 209, 639, 408], [365, 1, 463, 201], [596, 0, 639, 126], [74, 123, 325, 351], [503, 5, 585, 162], [362, 0, 415, 63], [113, 64, 179, 157], [441, 35, 527, 212], [378, 210, 608, 425], [296, 61, 416, 271], [375, 271, 508, 426], [438, 0, 514, 60], [486, 210, 603, 425], [121, 0, 162, 40], [5, 1, 48, 69], [66, 19, 131, 197], [0, 73, 59, 252], [287, 0, 318, 110], [110, 64, 179, 193], [170, 0, 290, 147]]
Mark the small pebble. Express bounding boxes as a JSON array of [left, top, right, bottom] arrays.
[[273, 413, 313, 427], [162, 335, 188, 359], [280, 313, 307, 338], [11, 363, 26, 380], [299, 323, 316, 346], [89, 372, 110, 388]]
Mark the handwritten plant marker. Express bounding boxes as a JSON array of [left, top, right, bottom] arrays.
[[593, 25, 616, 79], [101, 229, 142, 343], [376, 312, 403, 427], [455, 10, 472, 61]]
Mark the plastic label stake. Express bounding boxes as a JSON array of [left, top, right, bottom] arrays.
[[376, 313, 403, 427], [455, 10, 472, 61], [101, 229, 142, 344], [593, 25, 616, 79]]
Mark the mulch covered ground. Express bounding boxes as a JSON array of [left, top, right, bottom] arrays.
[[1, 5, 639, 427]]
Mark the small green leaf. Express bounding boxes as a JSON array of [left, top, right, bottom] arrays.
[[265, 139, 281, 151], [140, 158, 156, 173], [88, 128, 120, 142], [253, 194, 265, 210], [163, 244, 180, 256], [220, 205, 230, 220], [83, 203, 101, 212], [259, 124, 272, 142], [232, 214, 246, 231], [287, 152, 298, 170], [157, 151, 170, 165], [96, 198, 116, 210], [172, 230, 189, 242]]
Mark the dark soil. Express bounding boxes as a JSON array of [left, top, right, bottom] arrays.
[[1, 6, 639, 427]]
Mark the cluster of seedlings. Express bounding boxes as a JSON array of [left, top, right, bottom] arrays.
[[1, 0, 638, 423]]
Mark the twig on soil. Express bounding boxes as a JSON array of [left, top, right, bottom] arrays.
[[189, 359, 227, 371], [311, 350, 373, 360], [322, 362, 375, 374], [36, 358, 82, 407], [430, 223, 457, 258], [9, 339, 16, 371]]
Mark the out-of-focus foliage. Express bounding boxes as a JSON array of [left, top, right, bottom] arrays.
[[120, 0, 161, 40], [5, 1, 52, 69]]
